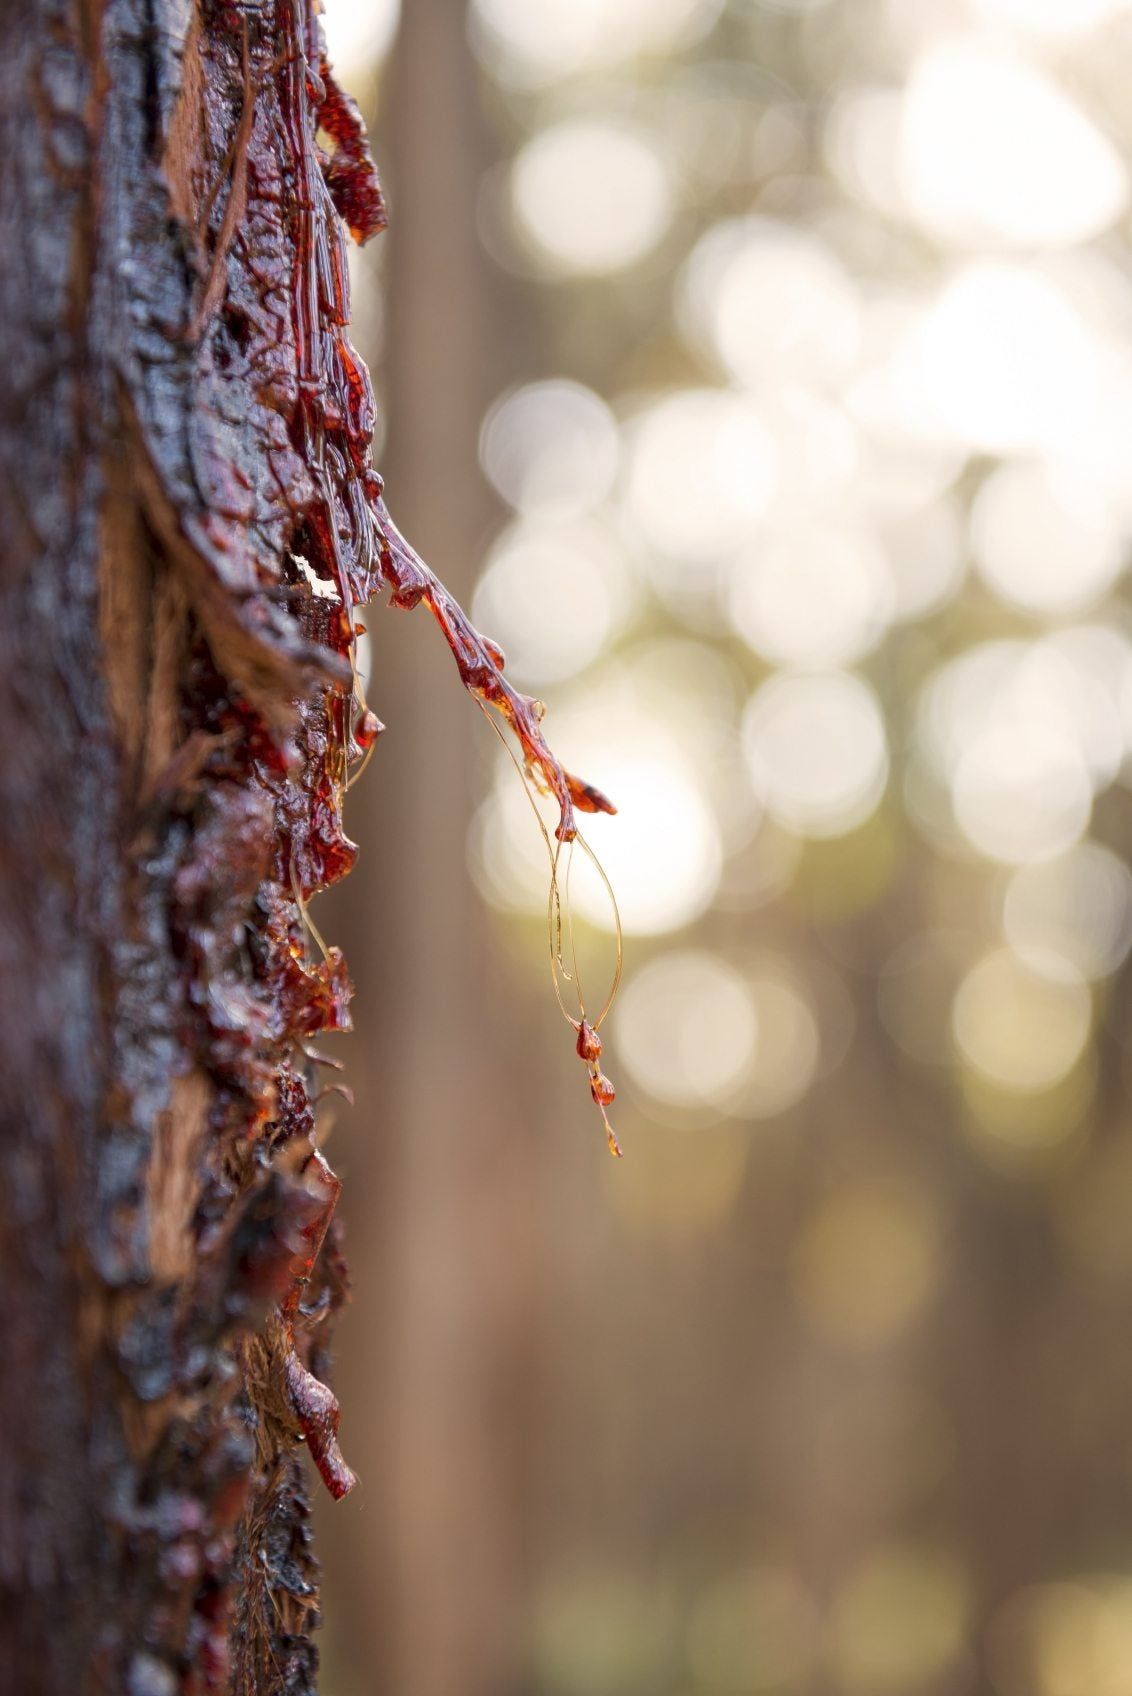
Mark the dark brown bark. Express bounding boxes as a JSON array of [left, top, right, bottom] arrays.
[[0, 4, 388, 1691]]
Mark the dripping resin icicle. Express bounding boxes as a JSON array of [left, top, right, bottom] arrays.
[[271, 3, 625, 1152], [484, 712, 625, 1157]]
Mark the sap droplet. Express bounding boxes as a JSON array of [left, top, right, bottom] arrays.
[[576, 1020, 602, 1063]]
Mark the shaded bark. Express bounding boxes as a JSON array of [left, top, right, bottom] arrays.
[[0, 4, 388, 1690]]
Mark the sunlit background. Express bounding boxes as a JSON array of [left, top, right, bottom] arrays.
[[316, 1, 1132, 1692]]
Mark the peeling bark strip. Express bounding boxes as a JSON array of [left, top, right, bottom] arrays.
[[0, 3, 609, 1694]]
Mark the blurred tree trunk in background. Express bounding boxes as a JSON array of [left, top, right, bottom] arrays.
[[0, 4, 386, 1690], [313, 5, 545, 1695]]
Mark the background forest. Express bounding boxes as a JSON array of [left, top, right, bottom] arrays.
[[315, 1, 1132, 1693]]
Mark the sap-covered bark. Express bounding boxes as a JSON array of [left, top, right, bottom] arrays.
[[0, 3, 380, 1690]]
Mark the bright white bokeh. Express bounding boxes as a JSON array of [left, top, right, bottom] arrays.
[[758, 390, 860, 516], [745, 0, 834, 12], [915, 634, 1132, 860], [1044, 350, 1132, 531], [469, 0, 724, 87], [616, 636, 742, 731], [849, 296, 973, 487], [951, 725, 1093, 864], [824, 88, 907, 221], [559, 751, 723, 935], [972, 0, 1132, 40], [470, 719, 723, 936], [1003, 844, 1132, 981], [921, 635, 1129, 792], [970, 464, 1123, 618], [480, 381, 620, 519], [611, 639, 764, 851], [742, 672, 889, 838], [876, 497, 966, 622], [680, 217, 861, 391], [321, 0, 400, 66], [728, 524, 893, 669], [953, 947, 1093, 1093], [511, 120, 673, 275], [613, 951, 821, 1119], [910, 264, 1100, 457], [614, 951, 758, 1111], [622, 389, 777, 569], [865, 449, 963, 516], [1034, 626, 1132, 782], [900, 39, 1127, 249], [471, 519, 634, 686]]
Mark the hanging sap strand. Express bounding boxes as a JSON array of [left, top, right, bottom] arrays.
[[481, 707, 624, 1157], [272, 10, 622, 1151], [551, 834, 624, 1158]]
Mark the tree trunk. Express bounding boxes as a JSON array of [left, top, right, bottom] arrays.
[[0, 4, 390, 1690]]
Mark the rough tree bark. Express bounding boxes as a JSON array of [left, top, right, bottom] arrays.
[[0, 3, 394, 1690]]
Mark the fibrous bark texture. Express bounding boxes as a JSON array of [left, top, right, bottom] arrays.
[[1, 3, 392, 1691]]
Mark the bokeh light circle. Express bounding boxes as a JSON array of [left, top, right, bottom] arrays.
[[900, 39, 1127, 249], [970, 463, 1122, 617], [322, 0, 400, 65], [829, 1544, 969, 1694], [729, 523, 893, 669], [511, 120, 672, 275], [613, 951, 758, 1111], [952, 947, 1092, 1093], [471, 741, 722, 937], [681, 215, 861, 389], [622, 389, 777, 566], [471, 520, 632, 687], [470, 0, 724, 87], [742, 672, 889, 838], [912, 263, 1099, 456], [1002, 844, 1132, 980], [951, 726, 1093, 864], [479, 381, 620, 518]]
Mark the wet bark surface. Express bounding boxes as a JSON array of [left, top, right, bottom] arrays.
[[0, 4, 388, 1690]]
